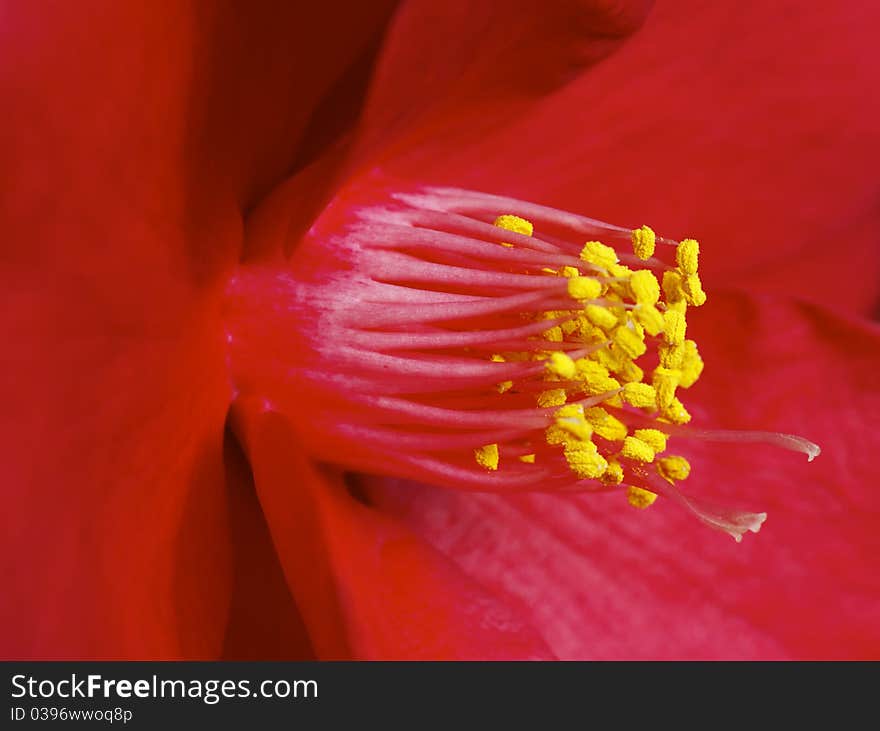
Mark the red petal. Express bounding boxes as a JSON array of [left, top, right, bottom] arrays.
[[357, 0, 652, 153], [361, 294, 880, 658], [220, 430, 316, 660], [355, 1, 880, 314], [1, 308, 234, 658], [232, 401, 555, 660], [1, 0, 398, 658]]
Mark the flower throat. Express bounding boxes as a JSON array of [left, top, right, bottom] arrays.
[[225, 184, 820, 542]]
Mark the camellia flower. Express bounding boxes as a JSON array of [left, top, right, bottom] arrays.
[[3, 0, 880, 661]]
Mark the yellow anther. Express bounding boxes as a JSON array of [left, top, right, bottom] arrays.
[[658, 342, 685, 369], [555, 403, 584, 419], [621, 310, 643, 334], [584, 407, 628, 441], [633, 428, 668, 454], [584, 304, 619, 331], [545, 424, 571, 446], [631, 225, 656, 260], [574, 317, 606, 343], [626, 486, 658, 509], [662, 270, 685, 303], [564, 441, 608, 479], [621, 435, 656, 463], [592, 347, 621, 373], [612, 324, 647, 359], [475, 444, 499, 471], [657, 455, 691, 483], [493, 215, 533, 248], [575, 358, 610, 381], [561, 318, 578, 336], [629, 269, 660, 305], [490, 353, 514, 393], [604, 266, 632, 300], [590, 376, 623, 397], [660, 397, 691, 424], [555, 413, 593, 442], [615, 359, 644, 384], [606, 262, 631, 280], [500, 351, 531, 362], [676, 238, 699, 275], [519, 454, 536, 464], [574, 358, 621, 396], [682, 273, 707, 307], [567, 276, 603, 301], [543, 325, 564, 342], [560, 265, 580, 278], [546, 351, 577, 380], [652, 366, 680, 410], [601, 460, 624, 485], [550, 408, 599, 445], [679, 340, 704, 388], [663, 308, 686, 346], [580, 241, 618, 270], [633, 303, 664, 336], [667, 299, 688, 315], [537, 389, 567, 408], [621, 382, 657, 409]]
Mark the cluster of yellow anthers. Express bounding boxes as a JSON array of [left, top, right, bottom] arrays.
[[474, 213, 707, 509]]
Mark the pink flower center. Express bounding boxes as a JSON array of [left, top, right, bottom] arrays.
[[225, 183, 820, 541]]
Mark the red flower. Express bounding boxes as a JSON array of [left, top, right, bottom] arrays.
[[3, 1, 879, 660]]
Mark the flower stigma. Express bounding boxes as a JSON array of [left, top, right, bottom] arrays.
[[225, 184, 821, 542]]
